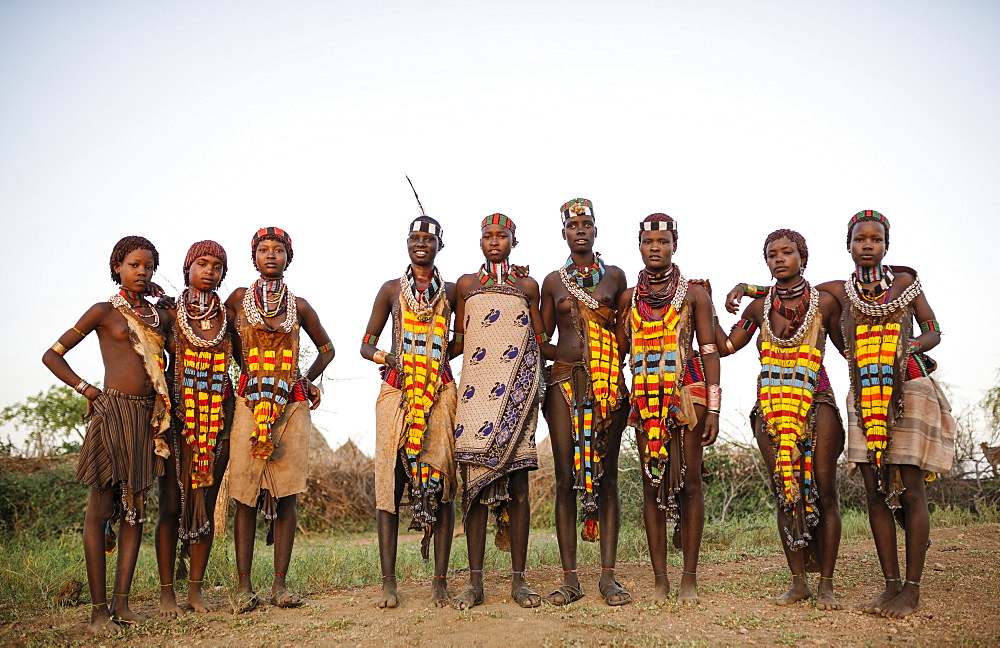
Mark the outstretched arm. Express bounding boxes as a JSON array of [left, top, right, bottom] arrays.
[[715, 299, 763, 358]]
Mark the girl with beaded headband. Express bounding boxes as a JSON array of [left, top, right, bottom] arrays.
[[451, 213, 545, 610], [539, 197, 631, 606], [613, 213, 720, 605], [223, 226, 335, 611], [42, 235, 174, 635], [361, 214, 458, 609], [715, 228, 846, 611], [728, 211, 954, 618], [155, 240, 233, 618]]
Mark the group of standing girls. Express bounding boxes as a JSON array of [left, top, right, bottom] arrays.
[[364, 201, 953, 621], [43, 228, 334, 636]]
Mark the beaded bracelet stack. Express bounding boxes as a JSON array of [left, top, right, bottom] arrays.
[[535, 332, 550, 345], [919, 320, 941, 334], [740, 283, 769, 298]]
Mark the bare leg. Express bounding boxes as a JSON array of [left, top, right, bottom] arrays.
[[430, 499, 454, 607], [754, 421, 811, 606], [508, 470, 540, 607], [859, 463, 902, 613], [597, 407, 629, 604], [376, 459, 408, 609], [452, 496, 487, 610], [269, 494, 303, 607], [636, 431, 670, 602], [812, 404, 843, 610], [155, 448, 184, 619], [233, 500, 259, 611], [83, 487, 119, 636], [187, 439, 229, 613], [678, 407, 707, 606], [879, 465, 928, 618], [543, 391, 582, 602], [109, 511, 146, 624]]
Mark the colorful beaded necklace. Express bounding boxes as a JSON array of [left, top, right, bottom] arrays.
[[178, 288, 227, 348], [561, 254, 605, 293], [855, 265, 893, 303], [254, 278, 287, 318], [243, 278, 297, 332], [400, 266, 444, 322], [111, 289, 160, 328], [477, 260, 517, 287]]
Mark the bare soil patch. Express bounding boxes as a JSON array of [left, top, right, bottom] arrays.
[[5, 524, 999, 647]]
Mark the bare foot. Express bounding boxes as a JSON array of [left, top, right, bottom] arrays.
[[110, 604, 147, 625], [816, 580, 840, 610], [429, 577, 450, 607], [158, 600, 184, 619], [377, 576, 398, 609], [861, 582, 902, 614], [188, 586, 218, 613], [774, 580, 811, 606], [652, 574, 670, 603], [677, 575, 700, 606], [451, 585, 484, 610], [87, 609, 120, 637], [878, 585, 920, 618]]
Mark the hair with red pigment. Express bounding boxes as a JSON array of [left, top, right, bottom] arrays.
[[109, 235, 159, 284], [638, 213, 678, 242], [763, 229, 809, 268], [183, 240, 228, 287], [847, 212, 890, 249]]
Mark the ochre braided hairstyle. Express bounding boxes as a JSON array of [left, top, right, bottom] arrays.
[[763, 229, 808, 269], [639, 213, 678, 242], [846, 209, 890, 249], [109, 235, 159, 284], [183, 240, 228, 286]]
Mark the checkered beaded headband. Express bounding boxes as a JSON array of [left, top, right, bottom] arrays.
[[847, 209, 889, 231], [640, 220, 676, 231], [411, 220, 441, 237], [561, 198, 594, 224], [482, 213, 516, 235]]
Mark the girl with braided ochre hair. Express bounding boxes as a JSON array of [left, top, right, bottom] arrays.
[[715, 228, 846, 610], [614, 213, 720, 605], [155, 240, 233, 618], [43, 235, 174, 635]]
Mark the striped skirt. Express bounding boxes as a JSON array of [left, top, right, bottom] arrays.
[[77, 388, 164, 525]]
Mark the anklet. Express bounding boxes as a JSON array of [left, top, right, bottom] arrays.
[[91, 602, 108, 608], [791, 574, 806, 580], [601, 567, 615, 571], [159, 582, 173, 587], [682, 571, 697, 576], [274, 573, 285, 577], [238, 574, 251, 579], [654, 574, 668, 578], [512, 571, 526, 576], [469, 569, 483, 573], [113, 592, 128, 597], [819, 576, 834, 581], [885, 577, 901, 583], [188, 579, 203, 583], [435, 574, 447, 579], [562, 569, 577, 573], [903, 580, 920, 586], [381, 575, 394, 579]]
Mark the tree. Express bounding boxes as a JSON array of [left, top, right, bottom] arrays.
[[0, 385, 91, 457]]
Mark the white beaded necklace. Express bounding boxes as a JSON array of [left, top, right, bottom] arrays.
[[762, 284, 819, 347], [846, 272, 922, 317], [243, 278, 296, 332], [110, 292, 160, 328], [178, 289, 227, 347]]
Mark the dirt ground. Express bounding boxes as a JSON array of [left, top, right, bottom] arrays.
[[5, 524, 999, 647]]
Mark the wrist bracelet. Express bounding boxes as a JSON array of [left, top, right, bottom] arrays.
[[535, 332, 550, 344], [362, 333, 379, 346], [908, 338, 921, 353], [452, 332, 464, 344], [742, 283, 768, 298], [707, 384, 721, 413], [74, 379, 91, 395], [700, 343, 718, 355], [372, 350, 387, 366]]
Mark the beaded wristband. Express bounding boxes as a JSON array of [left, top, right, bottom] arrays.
[[919, 320, 941, 334], [733, 318, 759, 334], [51, 341, 68, 356], [908, 338, 921, 353], [535, 332, 550, 344], [74, 379, 91, 395], [741, 283, 768, 298], [316, 341, 334, 354], [707, 384, 721, 414], [362, 333, 379, 346]]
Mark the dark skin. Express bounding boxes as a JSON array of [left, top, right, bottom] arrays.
[[224, 238, 335, 608], [539, 213, 630, 604], [614, 227, 720, 605], [726, 222, 939, 618], [42, 248, 174, 636], [360, 230, 457, 609], [451, 223, 545, 610], [155, 254, 229, 618], [716, 236, 845, 610]]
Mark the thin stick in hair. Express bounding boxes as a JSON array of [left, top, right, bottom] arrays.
[[406, 175, 427, 217]]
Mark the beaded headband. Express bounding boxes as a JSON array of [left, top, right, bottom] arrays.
[[482, 213, 516, 235], [411, 220, 441, 236], [251, 227, 293, 264], [640, 220, 676, 231], [848, 209, 890, 231], [561, 198, 594, 224]]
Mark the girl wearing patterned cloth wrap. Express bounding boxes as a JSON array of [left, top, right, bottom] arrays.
[[224, 227, 335, 612], [727, 212, 954, 618], [716, 229, 846, 611], [155, 240, 233, 618], [361, 215, 457, 609], [451, 214, 545, 611], [42, 236, 174, 636], [540, 198, 631, 606], [614, 214, 720, 605]]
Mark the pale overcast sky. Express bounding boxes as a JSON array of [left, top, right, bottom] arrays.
[[2, 1, 998, 453]]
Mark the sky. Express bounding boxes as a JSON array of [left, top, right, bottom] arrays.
[[2, 0, 999, 454]]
